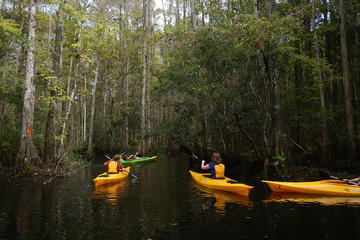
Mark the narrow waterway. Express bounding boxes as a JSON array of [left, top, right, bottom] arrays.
[[1, 155, 360, 240]]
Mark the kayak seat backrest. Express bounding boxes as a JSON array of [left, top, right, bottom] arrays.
[[204, 175, 225, 180], [99, 175, 109, 178]]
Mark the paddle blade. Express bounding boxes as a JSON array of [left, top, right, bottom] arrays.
[[318, 170, 339, 180]]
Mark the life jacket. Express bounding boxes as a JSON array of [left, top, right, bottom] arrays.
[[214, 164, 225, 179], [107, 160, 118, 173]]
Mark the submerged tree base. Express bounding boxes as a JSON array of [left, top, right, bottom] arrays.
[[0, 154, 91, 185], [0, 167, 57, 185]]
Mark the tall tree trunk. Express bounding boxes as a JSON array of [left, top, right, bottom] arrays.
[[262, 51, 288, 158], [125, 58, 129, 148], [102, 80, 106, 143], [261, 0, 289, 159], [16, 11, 25, 85], [43, 6, 63, 166], [252, 0, 258, 17], [123, 0, 129, 149], [339, 0, 357, 162], [59, 56, 79, 156], [294, 40, 303, 144], [168, 0, 173, 26], [190, 0, 195, 27], [201, 2, 205, 25], [87, 60, 100, 157], [147, 0, 153, 151], [141, 0, 147, 155], [58, 76, 77, 160], [17, 0, 40, 169], [183, 0, 186, 20], [161, 0, 167, 27], [271, 71, 282, 156], [146, 6, 153, 152], [312, 0, 329, 165], [146, 57, 152, 152], [175, 0, 180, 24], [48, 10, 52, 51], [83, 73, 87, 142]]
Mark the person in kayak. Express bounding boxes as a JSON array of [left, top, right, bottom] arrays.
[[343, 177, 360, 185], [201, 152, 225, 179], [104, 154, 124, 173], [120, 150, 130, 161], [129, 151, 143, 159]]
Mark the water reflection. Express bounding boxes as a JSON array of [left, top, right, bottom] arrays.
[[2, 157, 360, 240], [93, 181, 129, 206], [265, 192, 360, 206], [191, 181, 252, 214]]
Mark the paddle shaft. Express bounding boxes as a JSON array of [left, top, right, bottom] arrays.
[[192, 154, 206, 165], [319, 170, 359, 186], [121, 168, 138, 179], [331, 176, 359, 185], [193, 154, 211, 171], [319, 170, 339, 180]]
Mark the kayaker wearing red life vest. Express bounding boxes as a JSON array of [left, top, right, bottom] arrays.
[[201, 152, 225, 179], [104, 154, 124, 173]]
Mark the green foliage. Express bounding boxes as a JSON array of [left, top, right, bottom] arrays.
[[57, 150, 88, 175], [273, 154, 287, 168], [0, 17, 20, 60], [155, 9, 306, 154], [0, 104, 19, 166], [1, 0, 359, 170], [0, 17, 19, 35]]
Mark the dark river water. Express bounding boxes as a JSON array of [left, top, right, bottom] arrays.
[[1, 155, 360, 240]]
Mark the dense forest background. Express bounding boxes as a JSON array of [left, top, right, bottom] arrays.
[[0, 0, 359, 174]]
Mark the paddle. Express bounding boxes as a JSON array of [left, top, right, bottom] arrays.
[[103, 153, 138, 180], [318, 170, 359, 186], [192, 153, 207, 167], [193, 153, 218, 173], [192, 154, 199, 160], [318, 170, 340, 180]]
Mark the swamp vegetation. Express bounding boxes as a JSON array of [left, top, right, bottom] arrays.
[[0, 0, 360, 179]]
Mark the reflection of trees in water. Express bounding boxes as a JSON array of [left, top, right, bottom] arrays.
[[13, 181, 55, 239]]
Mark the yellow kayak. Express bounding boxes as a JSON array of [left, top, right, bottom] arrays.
[[189, 170, 253, 196], [93, 167, 130, 187], [262, 179, 360, 196], [265, 192, 360, 206]]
